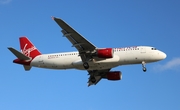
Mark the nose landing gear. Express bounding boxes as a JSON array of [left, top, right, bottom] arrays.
[[142, 61, 147, 72]]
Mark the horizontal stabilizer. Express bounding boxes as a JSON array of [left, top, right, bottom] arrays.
[[23, 65, 32, 71], [8, 47, 30, 60]]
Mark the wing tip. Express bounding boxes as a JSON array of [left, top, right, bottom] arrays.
[[51, 16, 55, 20], [51, 16, 64, 22]]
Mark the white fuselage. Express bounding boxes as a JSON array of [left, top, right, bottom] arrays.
[[30, 46, 166, 70]]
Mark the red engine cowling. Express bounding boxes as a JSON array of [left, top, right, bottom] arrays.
[[107, 71, 122, 80], [97, 48, 113, 58]]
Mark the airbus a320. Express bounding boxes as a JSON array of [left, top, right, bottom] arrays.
[[8, 17, 167, 86]]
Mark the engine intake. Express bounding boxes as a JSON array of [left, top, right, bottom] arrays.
[[96, 48, 113, 58], [106, 71, 122, 80]]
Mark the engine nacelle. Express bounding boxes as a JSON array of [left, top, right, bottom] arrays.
[[96, 48, 113, 58], [107, 71, 122, 80]]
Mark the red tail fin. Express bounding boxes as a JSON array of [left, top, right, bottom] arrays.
[[19, 37, 41, 58]]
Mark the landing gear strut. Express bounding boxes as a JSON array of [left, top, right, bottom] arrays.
[[83, 62, 89, 69], [142, 61, 147, 72]]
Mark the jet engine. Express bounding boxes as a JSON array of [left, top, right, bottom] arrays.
[[96, 48, 113, 58], [106, 71, 122, 80]]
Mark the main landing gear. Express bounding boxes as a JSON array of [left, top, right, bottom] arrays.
[[91, 76, 96, 83], [88, 70, 97, 84], [142, 61, 147, 72], [83, 62, 89, 69]]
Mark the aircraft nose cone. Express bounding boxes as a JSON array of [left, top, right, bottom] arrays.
[[160, 51, 167, 60], [162, 52, 167, 59]]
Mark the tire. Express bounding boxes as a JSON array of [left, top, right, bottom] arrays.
[[143, 67, 147, 72], [91, 77, 96, 83], [83, 62, 89, 69]]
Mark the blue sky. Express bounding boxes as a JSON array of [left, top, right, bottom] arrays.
[[1, 0, 180, 110]]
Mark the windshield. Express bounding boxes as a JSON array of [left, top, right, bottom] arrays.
[[151, 47, 157, 50]]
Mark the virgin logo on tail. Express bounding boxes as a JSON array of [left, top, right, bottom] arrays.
[[21, 43, 37, 58]]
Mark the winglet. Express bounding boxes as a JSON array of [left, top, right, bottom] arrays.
[[51, 16, 55, 20]]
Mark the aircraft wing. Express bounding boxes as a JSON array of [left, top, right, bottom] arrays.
[[88, 69, 110, 87], [53, 17, 111, 86], [53, 17, 96, 55]]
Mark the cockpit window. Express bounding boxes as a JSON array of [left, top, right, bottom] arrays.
[[151, 48, 157, 50]]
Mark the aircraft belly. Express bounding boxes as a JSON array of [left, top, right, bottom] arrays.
[[73, 62, 119, 70], [72, 55, 120, 70]]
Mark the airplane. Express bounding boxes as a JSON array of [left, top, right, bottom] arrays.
[[8, 17, 167, 86]]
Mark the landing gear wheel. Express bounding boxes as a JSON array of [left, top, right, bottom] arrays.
[[91, 77, 96, 83], [142, 61, 147, 72], [143, 67, 147, 72], [83, 62, 89, 69]]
